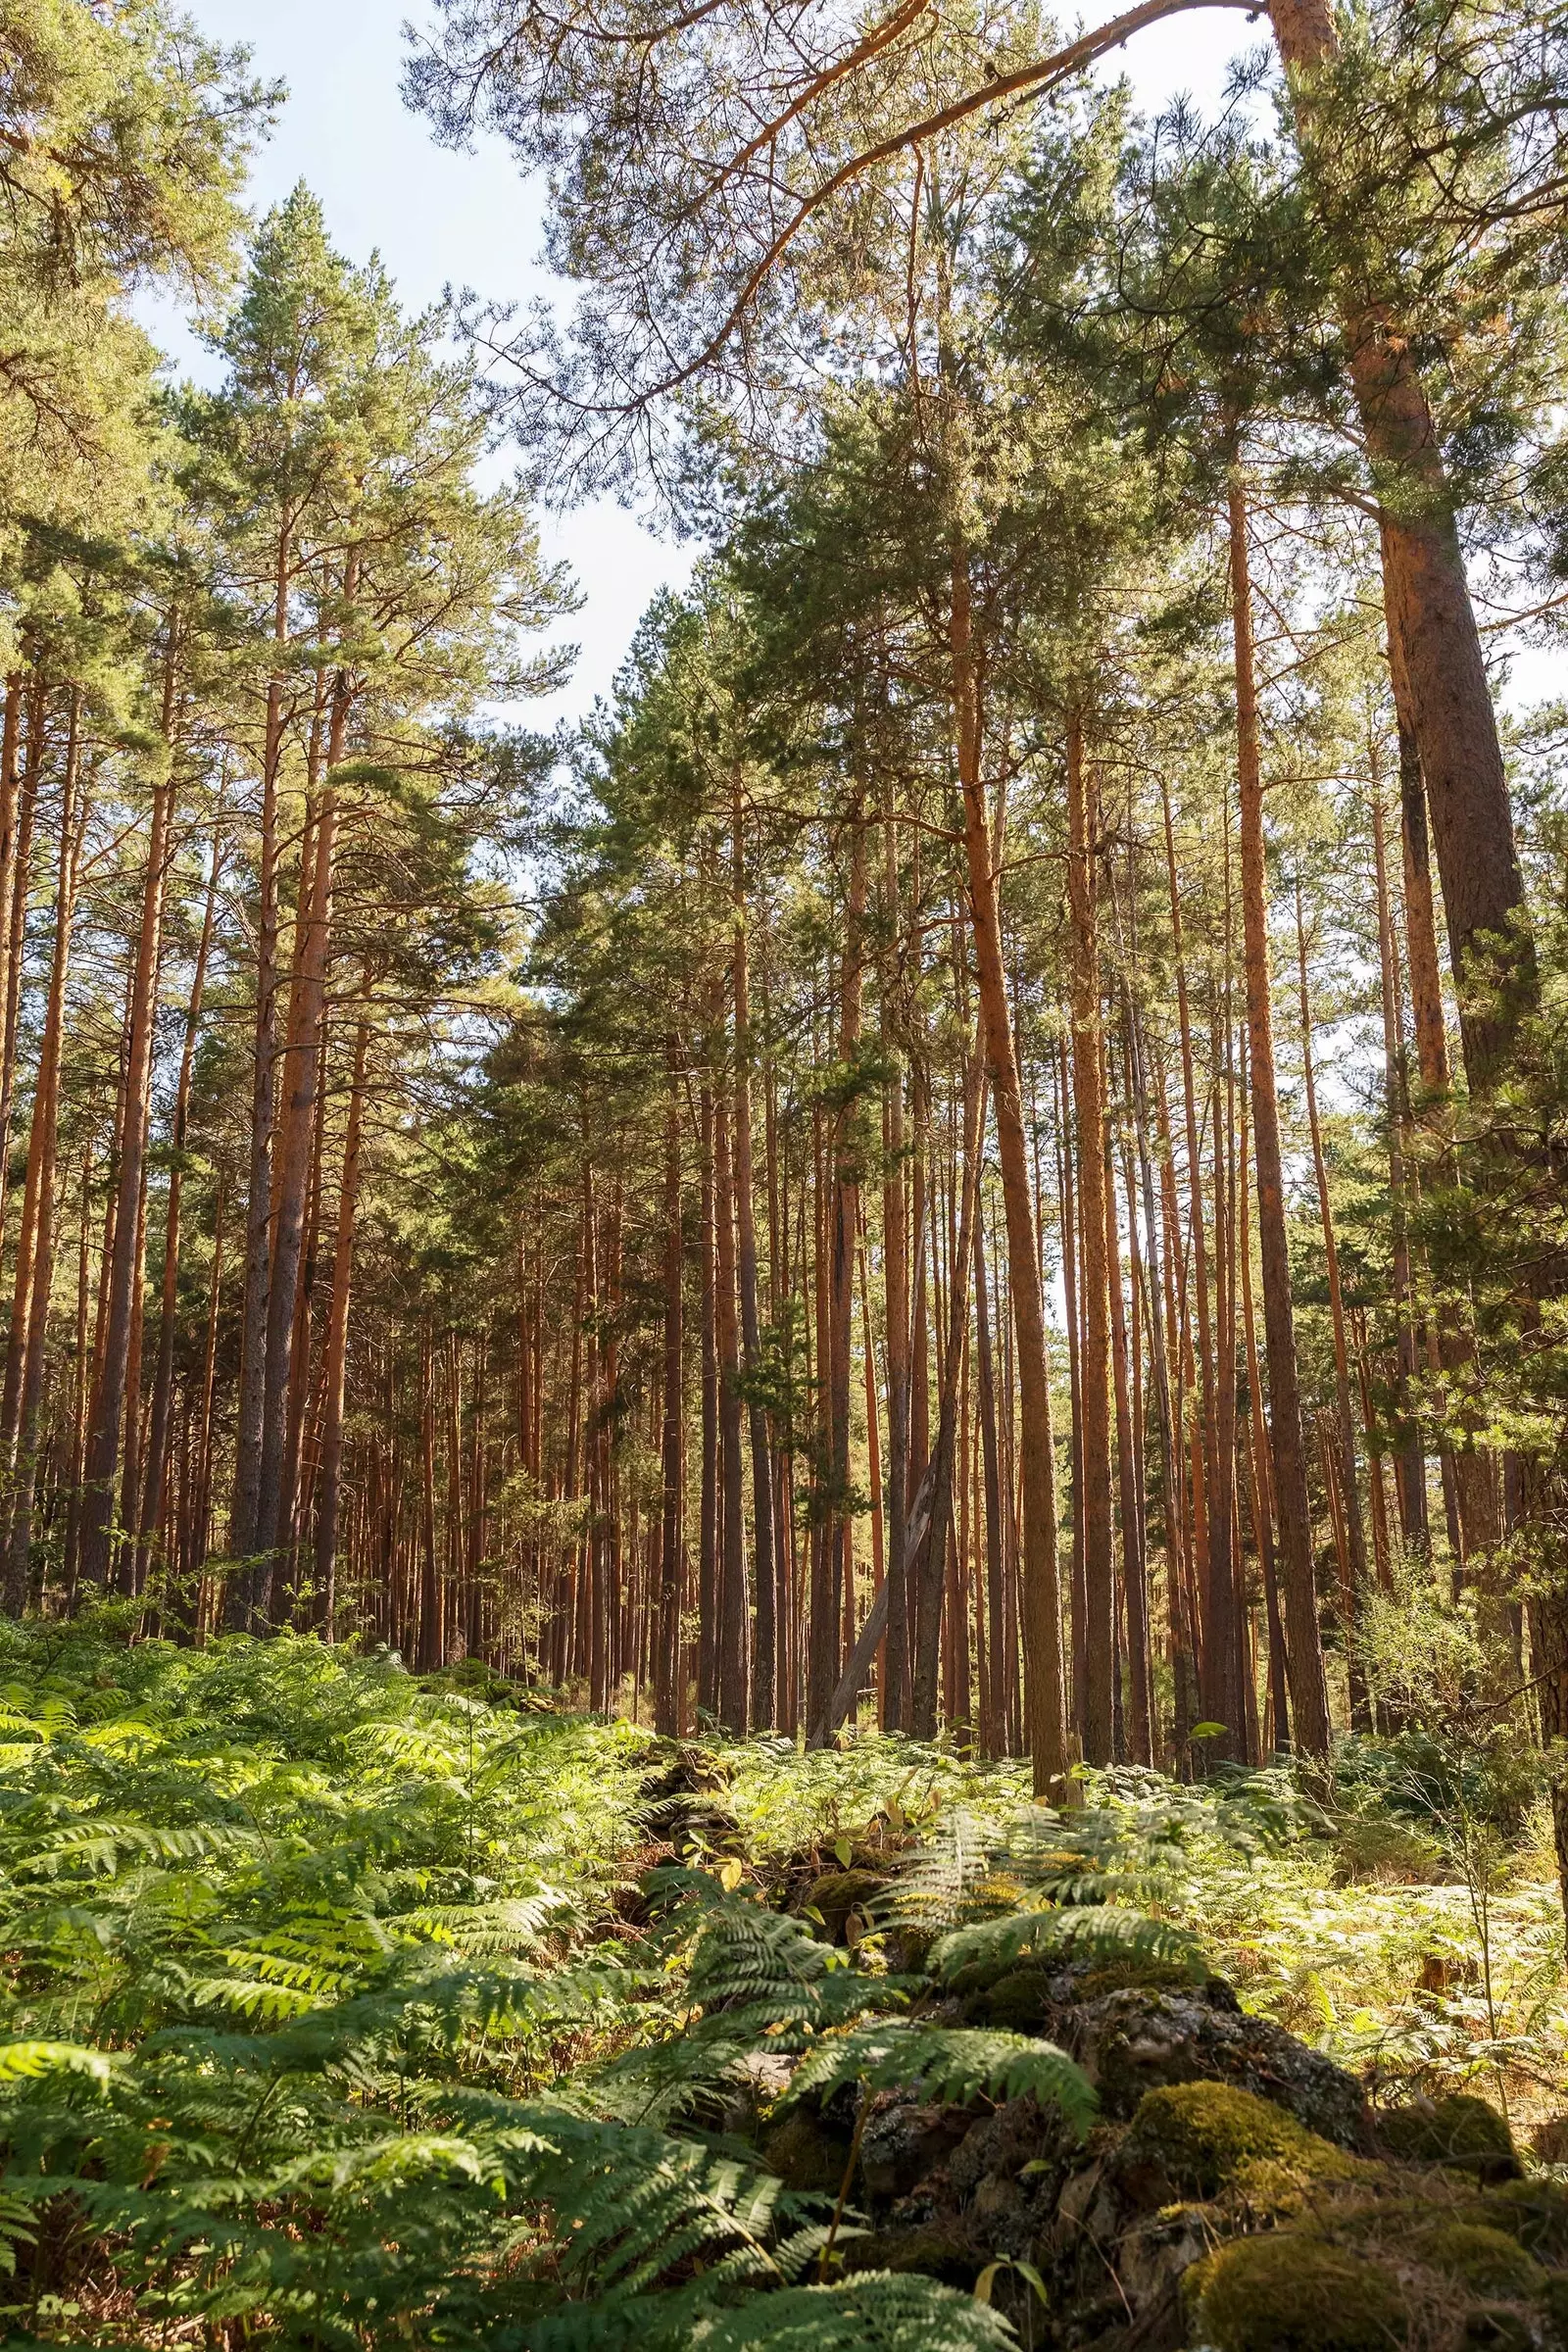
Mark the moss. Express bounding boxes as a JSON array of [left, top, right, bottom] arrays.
[[840, 2222, 979, 2285], [1127, 2081, 1354, 2200], [1070, 1954, 1195, 2002], [802, 1869, 885, 1944], [1478, 2177, 1568, 2262], [762, 2110, 852, 2192], [1193, 2232, 1409, 2352], [1407, 2221, 1544, 2299], [972, 1963, 1054, 2031], [1380, 2093, 1518, 2181]]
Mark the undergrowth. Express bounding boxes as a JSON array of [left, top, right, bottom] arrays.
[[0, 1620, 1559, 2346]]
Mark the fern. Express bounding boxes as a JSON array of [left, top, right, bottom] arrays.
[[781, 2022, 1098, 2134], [689, 2272, 1019, 2349], [929, 1904, 1205, 1985]]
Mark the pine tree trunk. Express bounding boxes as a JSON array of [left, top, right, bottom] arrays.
[[1066, 714, 1116, 1762], [251, 666, 345, 1618], [0, 679, 42, 1257], [698, 1069, 718, 1720], [1231, 475, 1332, 1756], [880, 783, 910, 1730], [1295, 881, 1373, 1695], [1106, 1122, 1152, 1764], [137, 828, 222, 1592], [655, 1044, 685, 1736], [80, 663, 176, 1588], [950, 549, 1067, 1794], [1267, 0, 1527, 1088], [1372, 790, 1429, 1549], [312, 1011, 371, 1631], [713, 1089, 748, 1732], [909, 1029, 982, 1738], [229, 632, 291, 1591], [731, 782, 775, 1724], [6, 693, 86, 1610]]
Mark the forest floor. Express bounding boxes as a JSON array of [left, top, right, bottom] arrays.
[[0, 1621, 1564, 2346]]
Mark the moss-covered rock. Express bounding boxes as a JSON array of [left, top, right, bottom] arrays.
[[1481, 2176, 1568, 2262], [1406, 2220, 1544, 2299], [801, 1869, 885, 1944], [1380, 2093, 1519, 2182], [968, 1962, 1054, 2032], [839, 2221, 981, 2284], [1192, 2231, 1410, 2351], [1125, 2081, 1355, 2201], [858, 2097, 975, 2202], [1067, 1984, 1372, 2147], [761, 2109, 852, 2192]]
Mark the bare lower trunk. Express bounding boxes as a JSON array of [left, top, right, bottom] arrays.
[[951, 548, 1067, 1793], [1231, 476, 1331, 1756], [312, 1013, 371, 1629], [80, 740, 174, 1588], [6, 696, 85, 1611], [1066, 716, 1116, 1762]]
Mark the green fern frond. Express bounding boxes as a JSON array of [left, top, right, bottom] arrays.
[[691, 2271, 1019, 2348], [781, 2022, 1096, 2134], [930, 1904, 1204, 1985], [0, 2040, 122, 2085]]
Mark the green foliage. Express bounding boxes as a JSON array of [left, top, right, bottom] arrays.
[[782, 2021, 1097, 2135], [931, 1905, 1205, 1987]]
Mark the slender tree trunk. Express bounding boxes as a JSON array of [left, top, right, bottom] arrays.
[[0, 679, 42, 1256], [1372, 790, 1429, 1548], [6, 695, 85, 1610], [698, 1067, 718, 1721], [1231, 474, 1332, 1756], [1294, 879, 1373, 1734], [808, 815, 866, 1740], [312, 1011, 371, 1630], [950, 548, 1067, 1793], [713, 1089, 748, 1732], [880, 781, 910, 1730], [138, 829, 223, 1592], [656, 1043, 685, 1736], [1066, 714, 1116, 1762], [80, 651, 177, 1587], [251, 657, 348, 1619], [229, 514, 296, 1591], [909, 1027, 983, 1738], [731, 780, 775, 1725], [1106, 1118, 1152, 1765]]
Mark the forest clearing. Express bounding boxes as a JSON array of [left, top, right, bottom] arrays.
[[1, 0, 1568, 2342]]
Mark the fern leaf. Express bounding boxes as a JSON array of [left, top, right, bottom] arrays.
[[930, 1905, 1204, 1985], [781, 2023, 1096, 2135], [692, 2272, 1018, 2348], [0, 2039, 120, 2085]]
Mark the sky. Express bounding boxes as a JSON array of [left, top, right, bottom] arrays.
[[151, 0, 1272, 730]]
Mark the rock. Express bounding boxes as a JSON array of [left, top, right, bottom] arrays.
[[1063, 1983, 1372, 2148], [1120, 2081, 1358, 2202], [1407, 2220, 1544, 2299], [1190, 2232, 1411, 2352], [761, 2108, 852, 2192], [859, 2096, 975, 2201], [839, 2220, 980, 2285], [1380, 2092, 1519, 2183], [1531, 2113, 1568, 2166], [1481, 2176, 1568, 2261], [801, 1869, 886, 1944]]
